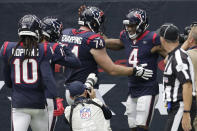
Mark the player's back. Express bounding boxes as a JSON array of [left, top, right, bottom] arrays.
[[1, 41, 53, 109], [61, 28, 104, 86]]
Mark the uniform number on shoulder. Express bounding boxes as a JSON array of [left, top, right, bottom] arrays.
[[71, 45, 79, 57], [13, 58, 38, 84], [93, 39, 104, 48], [128, 48, 138, 67]]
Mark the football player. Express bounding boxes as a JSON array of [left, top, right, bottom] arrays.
[[104, 9, 166, 131], [61, 6, 154, 130], [41, 16, 81, 131], [0, 14, 57, 131]]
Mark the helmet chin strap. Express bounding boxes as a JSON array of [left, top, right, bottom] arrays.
[[125, 26, 138, 40], [87, 23, 95, 32], [128, 33, 138, 39]]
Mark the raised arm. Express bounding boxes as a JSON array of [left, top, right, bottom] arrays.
[[90, 48, 153, 80], [91, 48, 132, 76], [51, 44, 81, 68], [105, 38, 124, 50]]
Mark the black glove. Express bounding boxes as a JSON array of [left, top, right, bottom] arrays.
[[133, 63, 153, 80]]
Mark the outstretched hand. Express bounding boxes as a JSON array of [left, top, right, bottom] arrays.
[[133, 63, 153, 80]]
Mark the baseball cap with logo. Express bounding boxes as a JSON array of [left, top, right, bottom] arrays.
[[66, 81, 86, 97], [159, 23, 180, 41]]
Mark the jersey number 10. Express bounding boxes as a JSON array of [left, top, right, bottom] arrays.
[[13, 58, 38, 84]]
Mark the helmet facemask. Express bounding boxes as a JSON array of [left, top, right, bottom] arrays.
[[42, 17, 63, 42], [123, 9, 149, 40], [78, 6, 105, 33]]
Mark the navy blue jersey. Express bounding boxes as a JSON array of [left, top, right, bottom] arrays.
[[0, 41, 57, 109], [61, 28, 105, 88], [120, 30, 160, 97], [44, 42, 81, 98], [48, 42, 81, 68]]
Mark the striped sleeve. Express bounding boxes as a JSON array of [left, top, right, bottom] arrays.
[[86, 34, 105, 49], [173, 50, 192, 85]]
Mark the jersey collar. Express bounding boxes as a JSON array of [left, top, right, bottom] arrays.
[[72, 29, 89, 35], [168, 45, 180, 57], [132, 30, 150, 44]]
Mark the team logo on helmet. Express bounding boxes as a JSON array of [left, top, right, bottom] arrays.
[[78, 6, 105, 33], [123, 8, 149, 39]]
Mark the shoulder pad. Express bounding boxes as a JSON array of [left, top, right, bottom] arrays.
[[86, 34, 105, 49], [152, 31, 161, 45], [0, 41, 9, 56]]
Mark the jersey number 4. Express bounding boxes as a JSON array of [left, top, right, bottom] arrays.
[[13, 58, 38, 84], [128, 48, 138, 67]]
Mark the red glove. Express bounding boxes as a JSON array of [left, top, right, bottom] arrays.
[[53, 98, 64, 116]]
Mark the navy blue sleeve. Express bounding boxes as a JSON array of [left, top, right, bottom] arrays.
[[2, 58, 12, 88], [40, 59, 57, 98], [60, 46, 81, 68], [41, 45, 57, 98], [52, 43, 81, 68], [152, 32, 161, 46], [119, 30, 125, 42], [86, 34, 105, 49], [0, 42, 12, 88], [51, 43, 65, 62]]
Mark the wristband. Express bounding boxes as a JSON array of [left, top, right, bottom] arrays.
[[183, 110, 190, 113]]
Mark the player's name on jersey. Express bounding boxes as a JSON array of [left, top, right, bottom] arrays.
[[61, 35, 82, 45], [12, 48, 39, 56]]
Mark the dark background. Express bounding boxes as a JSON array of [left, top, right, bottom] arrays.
[[0, 0, 196, 131]]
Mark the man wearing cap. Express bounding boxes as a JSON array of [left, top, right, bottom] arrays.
[[160, 23, 196, 131], [64, 81, 112, 131]]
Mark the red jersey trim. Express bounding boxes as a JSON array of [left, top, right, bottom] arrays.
[[136, 30, 150, 42], [152, 33, 157, 44], [120, 30, 124, 39], [20, 42, 24, 47], [52, 43, 59, 51], [72, 29, 89, 35], [3, 41, 9, 56], [87, 34, 102, 44], [44, 42, 48, 56]]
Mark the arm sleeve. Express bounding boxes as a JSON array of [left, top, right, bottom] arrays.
[[0, 42, 12, 88], [101, 105, 112, 120], [2, 58, 12, 88], [152, 32, 161, 46], [173, 53, 192, 85], [41, 46, 57, 98], [86, 35, 105, 49], [61, 46, 81, 68], [93, 98, 112, 120], [119, 30, 125, 41], [52, 44, 81, 68], [51, 43, 65, 62]]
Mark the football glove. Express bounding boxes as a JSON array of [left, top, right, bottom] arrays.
[[133, 63, 153, 80], [53, 98, 64, 116]]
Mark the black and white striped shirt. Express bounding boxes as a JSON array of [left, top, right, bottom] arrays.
[[163, 47, 196, 103]]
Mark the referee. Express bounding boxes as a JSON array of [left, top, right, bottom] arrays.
[[160, 23, 196, 131]]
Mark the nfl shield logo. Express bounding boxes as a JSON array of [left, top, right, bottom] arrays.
[[80, 107, 91, 119]]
